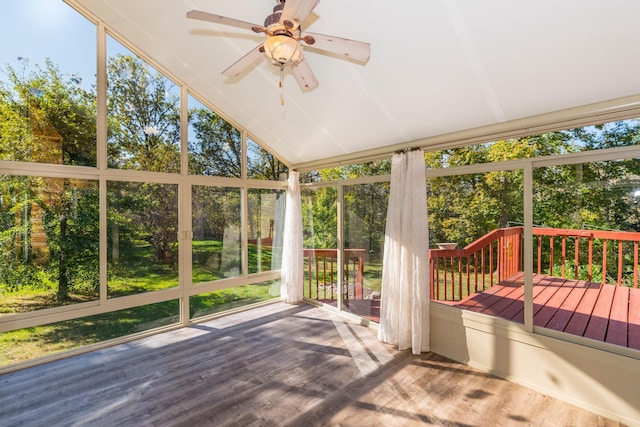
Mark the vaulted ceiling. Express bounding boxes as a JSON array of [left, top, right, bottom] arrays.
[[68, 0, 640, 169]]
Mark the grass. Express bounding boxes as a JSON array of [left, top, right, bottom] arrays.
[[0, 287, 97, 314], [1, 256, 489, 367], [191, 239, 275, 283], [1, 244, 492, 366], [108, 241, 179, 297], [190, 281, 278, 319], [363, 263, 382, 292], [0, 300, 180, 366], [0, 239, 280, 367]]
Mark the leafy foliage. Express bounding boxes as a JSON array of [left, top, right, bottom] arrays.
[[247, 139, 288, 180], [107, 54, 179, 172], [189, 107, 242, 177], [0, 59, 96, 165], [41, 180, 99, 302]]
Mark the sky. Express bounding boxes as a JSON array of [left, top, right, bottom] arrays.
[[0, 0, 245, 147], [0, 1, 189, 102], [1, 0, 97, 88]]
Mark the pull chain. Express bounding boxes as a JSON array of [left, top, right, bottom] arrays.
[[279, 64, 285, 106]]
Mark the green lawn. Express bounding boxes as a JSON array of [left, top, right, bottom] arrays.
[[0, 239, 281, 367], [0, 300, 180, 366], [0, 282, 280, 367]]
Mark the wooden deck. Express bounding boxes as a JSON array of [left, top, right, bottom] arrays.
[[0, 302, 620, 426], [453, 273, 640, 350]]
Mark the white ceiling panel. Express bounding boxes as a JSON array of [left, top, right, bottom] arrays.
[[68, 0, 640, 167]]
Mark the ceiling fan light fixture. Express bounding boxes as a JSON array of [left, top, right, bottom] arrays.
[[264, 34, 301, 65]]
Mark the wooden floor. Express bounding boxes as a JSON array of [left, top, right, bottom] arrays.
[[318, 298, 381, 322], [454, 273, 640, 350], [0, 302, 622, 426]]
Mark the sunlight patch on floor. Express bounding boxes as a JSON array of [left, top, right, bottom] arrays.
[[330, 314, 394, 376]]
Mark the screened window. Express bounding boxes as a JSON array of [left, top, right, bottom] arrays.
[[107, 37, 180, 172], [0, 1, 97, 166], [107, 181, 179, 297], [0, 175, 99, 313], [188, 95, 241, 177], [247, 137, 288, 180], [192, 186, 242, 282]]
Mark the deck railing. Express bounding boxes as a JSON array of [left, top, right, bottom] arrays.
[[430, 226, 640, 302], [303, 248, 366, 302], [429, 227, 522, 302], [532, 227, 640, 287]]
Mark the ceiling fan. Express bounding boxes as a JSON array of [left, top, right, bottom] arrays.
[[186, 0, 370, 91]]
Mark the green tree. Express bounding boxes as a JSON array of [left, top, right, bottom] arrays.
[[42, 181, 99, 303], [247, 140, 288, 180], [426, 133, 574, 245], [302, 187, 337, 249], [0, 84, 32, 162], [0, 59, 96, 165], [302, 160, 390, 251], [189, 108, 242, 177], [0, 176, 36, 290], [344, 182, 389, 260], [574, 121, 640, 231], [107, 54, 180, 172]]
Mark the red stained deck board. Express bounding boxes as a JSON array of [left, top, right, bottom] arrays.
[[495, 295, 524, 322], [605, 286, 629, 347], [583, 283, 616, 342], [563, 282, 602, 337], [446, 274, 639, 350], [454, 272, 531, 316], [531, 277, 566, 315], [510, 278, 551, 324], [485, 285, 524, 319], [498, 271, 525, 286], [534, 278, 577, 328], [629, 288, 640, 350], [454, 280, 516, 311], [477, 285, 523, 316], [545, 281, 589, 332]]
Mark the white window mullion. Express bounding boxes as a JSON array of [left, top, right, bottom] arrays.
[[337, 184, 344, 311], [523, 162, 534, 332], [96, 22, 107, 171], [178, 181, 192, 326], [97, 22, 108, 303], [241, 132, 249, 277], [179, 86, 192, 326], [99, 178, 107, 303]]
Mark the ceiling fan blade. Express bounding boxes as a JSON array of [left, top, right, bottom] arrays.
[[187, 10, 261, 32], [302, 32, 370, 62], [280, 0, 320, 30], [222, 45, 264, 77], [293, 57, 319, 90]]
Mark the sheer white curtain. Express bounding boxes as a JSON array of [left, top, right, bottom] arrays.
[[280, 171, 304, 303], [378, 150, 430, 354]]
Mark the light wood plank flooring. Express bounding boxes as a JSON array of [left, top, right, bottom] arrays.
[[0, 302, 623, 426]]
